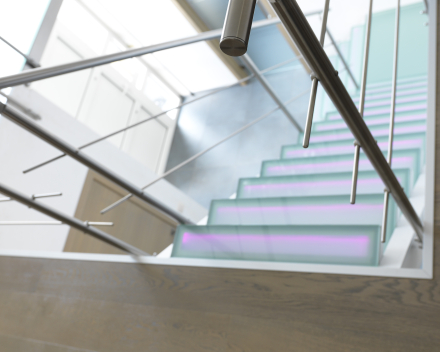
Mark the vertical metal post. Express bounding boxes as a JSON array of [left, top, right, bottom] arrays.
[[381, 0, 400, 243], [241, 54, 303, 132], [302, 0, 330, 148], [350, 0, 374, 204]]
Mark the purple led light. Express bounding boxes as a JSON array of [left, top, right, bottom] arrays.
[[310, 125, 425, 143], [216, 204, 383, 213], [265, 156, 412, 175], [364, 96, 426, 109], [316, 113, 426, 131], [180, 232, 371, 257], [243, 178, 386, 191], [285, 139, 422, 158], [328, 103, 427, 120]]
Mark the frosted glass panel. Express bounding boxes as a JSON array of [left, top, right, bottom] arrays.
[[172, 225, 381, 266]]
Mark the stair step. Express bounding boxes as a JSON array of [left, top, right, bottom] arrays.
[[237, 169, 410, 199], [283, 134, 425, 165], [172, 224, 381, 266], [326, 103, 426, 121], [307, 121, 425, 145], [261, 149, 420, 186], [208, 195, 396, 243], [315, 113, 425, 132], [351, 87, 427, 103]]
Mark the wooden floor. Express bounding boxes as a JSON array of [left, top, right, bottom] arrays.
[[0, 9, 439, 352]]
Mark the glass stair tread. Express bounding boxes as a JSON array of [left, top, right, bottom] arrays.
[[208, 194, 397, 237], [237, 169, 410, 199], [314, 113, 426, 132], [261, 148, 420, 186], [172, 224, 381, 266], [282, 134, 426, 166], [326, 103, 426, 121]]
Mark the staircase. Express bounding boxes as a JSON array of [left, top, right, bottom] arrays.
[[170, 75, 427, 267]]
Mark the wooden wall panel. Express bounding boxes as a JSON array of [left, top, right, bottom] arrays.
[[64, 171, 177, 255]]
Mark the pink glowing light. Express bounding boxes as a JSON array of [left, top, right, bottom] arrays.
[[180, 232, 371, 257]]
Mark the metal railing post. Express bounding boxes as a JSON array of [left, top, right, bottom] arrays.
[[21, 55, 310, 175], [241, 54, 303, 132], [350, 0, 373, 204], [269, 0, 423, 242], [381, 0, 401, 243], [0, 102, 194, 226], [0, 191, 62, 202], [303, 0, 330, 148], [0, 182, 147, 256]]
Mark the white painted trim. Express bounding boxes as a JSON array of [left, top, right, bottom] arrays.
[[0, 250, 431, 279]]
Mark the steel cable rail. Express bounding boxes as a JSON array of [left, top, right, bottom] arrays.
[[0, 36, 41, 69], [100, 89, 310, 214], [0, 182, 147, 256], [21, 52, 317, 174], [269, 0, 423, 242], [350, 0, 374, 204], [0, 102, 194, 226]]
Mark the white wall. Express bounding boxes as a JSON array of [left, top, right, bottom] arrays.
[[0, 86, 207, 252]]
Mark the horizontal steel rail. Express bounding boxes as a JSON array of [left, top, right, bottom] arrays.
[[0, 18, 280, 89], [0, 221, 113, 226], [0, 102, 194, 226], [0, 182, 146, 255], [0, 36, 40, 68], [22, 53, 312, 174], [270, 0, 423, 242], [0, 10, 325, 90], [100, 89, 309, 214], [0, 191, 62, 202]]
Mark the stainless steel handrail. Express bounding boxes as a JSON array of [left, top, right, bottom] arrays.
[[0, 182, 147, 255], [302, 0, 330, 148], [0, 36, 41, 69], [100, 89, 310, 214], [381, 0, 401, 243], [269, 0, 423, 242], [350, 0, 374, 204], [22, 54, 306, 174], [241, 54, 303, 131], [0, 18, 281, 89], [0, 191, 62, 202], [0, 102, 194, 226]]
